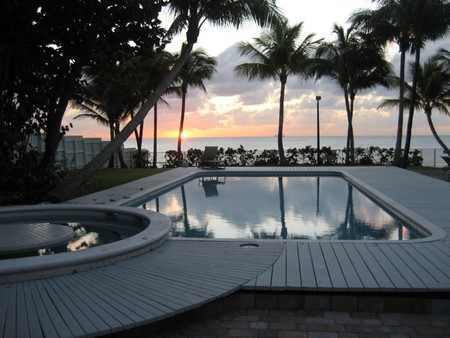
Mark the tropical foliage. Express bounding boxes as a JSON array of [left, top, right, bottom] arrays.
[[312, 24, 391, 165], [380, 53, 450, 155], [0, 0, 164, 201], [164, 145, 422, 167], [173, 49, 217, 166], [46, 0, 281, 201], [352, 0, 450, 167], [235, 19, 321, 165]]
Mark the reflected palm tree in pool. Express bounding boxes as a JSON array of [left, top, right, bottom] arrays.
[[278, 177, 288, 239], [335, 184, 387, 240], [251, 177, 288, 239], [170, 185, 214, 238], [139, 176, 420, 240]]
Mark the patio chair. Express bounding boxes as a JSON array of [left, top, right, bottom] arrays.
[[198, 177, 226, 197], [199, 146, 225, 169]]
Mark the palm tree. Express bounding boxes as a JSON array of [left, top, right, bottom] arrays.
[[47, 0, 281, 201], [436, 48, 450, 70], [401, 0, 450, 168], [379, 57, 450, 156], [352, 0, 450, 168], [351, 0, 414, 167], [73, 56, 146, 168], [235, 19, 321, 165], [135, 50, 177, 168], [313, 24, 391, 165], [173, 49, 217, 166], [73, 108, 129, 168]]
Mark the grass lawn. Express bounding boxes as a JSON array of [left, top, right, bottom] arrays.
[[408, 166, 449, 182], [70, 168, 170, 199]]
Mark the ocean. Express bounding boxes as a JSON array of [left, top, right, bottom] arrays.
[[125, 135, 450, 153], [124, 135, 450, 167]]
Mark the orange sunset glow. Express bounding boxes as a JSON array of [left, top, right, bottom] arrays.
[[64, 0, 450, 141]]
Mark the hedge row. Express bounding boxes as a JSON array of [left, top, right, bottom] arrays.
[[164, 145, 423, 167]]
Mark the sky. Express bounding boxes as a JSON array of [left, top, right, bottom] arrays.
[[65, 0, 450, 140]]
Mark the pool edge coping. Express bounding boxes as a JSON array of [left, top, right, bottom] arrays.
[[0, 204, 172, 284], [117, 167, 447, 244]]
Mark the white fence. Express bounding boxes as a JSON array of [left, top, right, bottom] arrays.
[[27, 134, 447, 169], [28, 135, 139, 169]]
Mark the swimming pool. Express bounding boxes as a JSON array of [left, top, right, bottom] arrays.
[[130, 175, 425, 240]]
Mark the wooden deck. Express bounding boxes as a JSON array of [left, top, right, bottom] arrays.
[[1, 167, 449, 337], [0, 240, 284, 337], [244, 240, 450, 292]]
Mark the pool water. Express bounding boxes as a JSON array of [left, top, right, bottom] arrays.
[[134, 176, 425, 240], [1, 222, 123, 259]]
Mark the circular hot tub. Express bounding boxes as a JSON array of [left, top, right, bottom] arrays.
[[0, 204, 171, 283]]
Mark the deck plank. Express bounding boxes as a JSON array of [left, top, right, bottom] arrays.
[[23, 282, 43, 338], [67, 273, 148, 329], [29, 281, 60, 338], [271, 244, 287, 290], [0, 286, 10, 338], [401, 244, 450, 284], [55, 277, 115, 335], [45, 278, 93, 336], [366, 244, 410, 291], [376, 245, 427, 291], [388, 244, 438, 288], [16, 283, 30, 338], [286, 242, 301, 289], [85, 268, 185, 315], [63, 274, 136, 330], [117, 263, 234, 296], [354, 244, 394, 291], [309, 242, 332, 290], [103, 267, 198, 308], [331, 243, 364, 291], [430, 242, 450, 261], [320, 243, 348, 290], [4, 284, 17, 338], [342, 243, 379, 290], [255, 267, 273, 290], [35, 280, 74, 338], [298, 242, 316, 290], [412, 244, 450, 278]]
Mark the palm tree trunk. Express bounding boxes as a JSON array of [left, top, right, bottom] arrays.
[[426, 111, 450, 156], [115, 124, 128, 169], [278, 79, 287, 166], [343, 87, 353, 165], [45, 36, 198, 201], [152, 103, 158, 168], [401, 49, 421, 168], [108, 123, 115, 168], [348, 97, 355, 165], [181, 184, 190, 235], [177, 89, 187, 167], [278, 177, 287, 239], [39, 66, 79, 174], [394, 50, 406, 167], [133, 118, 144, 168]]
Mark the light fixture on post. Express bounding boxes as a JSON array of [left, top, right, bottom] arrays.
[[316, 96, 321, 165]]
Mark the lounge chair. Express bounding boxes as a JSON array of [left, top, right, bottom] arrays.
[[199, 146, 225, 169], [198, 177, 226, 197]]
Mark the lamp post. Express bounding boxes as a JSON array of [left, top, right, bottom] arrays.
[[316, 96, 321, 165]]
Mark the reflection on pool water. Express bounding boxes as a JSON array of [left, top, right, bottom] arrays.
[[3, 222, 123, 259], [134, 176, 425, 240]]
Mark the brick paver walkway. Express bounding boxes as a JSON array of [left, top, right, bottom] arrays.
[[153, 308, 450, 338]]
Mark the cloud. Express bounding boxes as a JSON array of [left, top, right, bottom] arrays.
[[67, 30, 450, 140]]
